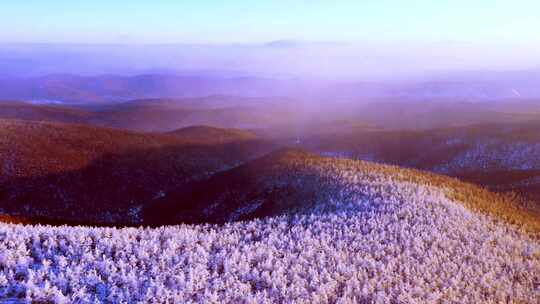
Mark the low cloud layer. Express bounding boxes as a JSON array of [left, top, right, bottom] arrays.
[[1, 42, 539, 81]]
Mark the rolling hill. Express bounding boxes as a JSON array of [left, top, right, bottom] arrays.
[[353, 100, 540, 130], [2, 70, 540, 103], [0, 101, 93, 125], [94, 99, 297, 132], [300, 122, 540, 210], [167, 125, 257, 144], [1, 149, 538, 302], [4, 98, 540, 210], [0, 98, 298, 132], [0, 119, 275, 225], [0, 74, 308, 103], [144, 149, 540, 229]]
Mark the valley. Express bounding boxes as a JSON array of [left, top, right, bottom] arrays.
[[2, 97, 540, 226]]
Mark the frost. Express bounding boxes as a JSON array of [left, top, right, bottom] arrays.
[[435, 140, 540, 173], [127, 205, 143, 223], [0, 159, 539, 303], [231, 199, 263, 220]]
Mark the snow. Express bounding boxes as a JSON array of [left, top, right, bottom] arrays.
[[434, 141, 540, 173], [28, 99, 66, 105], [319, 151, 356, 159], [0, 161, 539, 303], [318, 151, 378, 163], [231, 200, 264, 220]]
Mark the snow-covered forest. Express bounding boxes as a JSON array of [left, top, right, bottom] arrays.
[[1, 155, 539, 303], [3, 1, 540, 302]]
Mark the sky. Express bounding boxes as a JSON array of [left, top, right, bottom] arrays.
[[1, 1, 539, 80], [1, 0, 539, 45]]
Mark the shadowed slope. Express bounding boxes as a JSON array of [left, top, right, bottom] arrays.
[[168, 125, 257, 144], [0, 120, 275, 225], [0, 101, 93, 125], [145, 149, 540, 233], [0, 97, 297, 132]]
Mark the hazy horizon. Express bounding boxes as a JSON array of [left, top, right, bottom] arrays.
[[2, 1, 540, 80], [2, 41, 540, 81]]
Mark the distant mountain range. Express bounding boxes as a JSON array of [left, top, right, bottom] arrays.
[[2, 96, 540, 133], [2, 71, 540, 104]]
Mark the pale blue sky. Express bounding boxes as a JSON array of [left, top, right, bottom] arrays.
[[1, 0, 538, 44]]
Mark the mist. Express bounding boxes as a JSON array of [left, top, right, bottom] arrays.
[[2, 41, 540, 80], [1, 41, 540, 104]]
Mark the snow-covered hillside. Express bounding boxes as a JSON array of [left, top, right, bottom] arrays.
[[1, 153, 539, 303], [433, 141, 540, 173]]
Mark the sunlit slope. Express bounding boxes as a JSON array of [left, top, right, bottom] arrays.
[[1, 150, 539, 303], [146, 149, 540, 232], [303, 122, 540, 207]]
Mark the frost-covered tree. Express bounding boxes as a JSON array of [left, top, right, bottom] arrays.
[[0, 155, 539, 303]]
